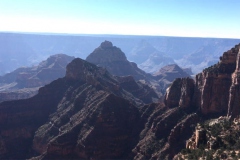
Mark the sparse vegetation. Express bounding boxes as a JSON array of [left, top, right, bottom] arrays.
[[179, 117, 240, 159]]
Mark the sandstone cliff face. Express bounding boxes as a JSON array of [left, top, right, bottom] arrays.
[[164, 77, 195, 109], [195, 44, 240, 116], [164, 44, 240, 117], [194, 46, 237, 115], [227, 44, 240, 118], [132, 103, 199, 159]]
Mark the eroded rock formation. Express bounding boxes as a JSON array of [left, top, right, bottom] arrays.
[[0, 43, 240, 159], [165, 44, 240, 117], [86, 41, 191, 97], [0, 57, 159, 159], [0, 54, 74, 102], [86, 40, 150, 81], [164, 77, 195, 109]]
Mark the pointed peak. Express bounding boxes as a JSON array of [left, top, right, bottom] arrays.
[[100, 41, 113, 49], [86, 41, 127, 64], [66, 58, 98, 80]]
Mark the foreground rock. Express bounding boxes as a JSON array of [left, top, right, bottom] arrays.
[[175, 116, 240, 160], [0, 58, 158, 159], [164, 77, 195, 109]]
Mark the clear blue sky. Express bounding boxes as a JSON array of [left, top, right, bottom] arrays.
[[0, 0, 239, 38]]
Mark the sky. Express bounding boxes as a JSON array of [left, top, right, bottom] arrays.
[[0, 0, 240, 38]]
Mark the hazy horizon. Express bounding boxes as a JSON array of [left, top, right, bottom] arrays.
[[1, 0, 240, 38]]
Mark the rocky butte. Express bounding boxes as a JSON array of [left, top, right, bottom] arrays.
[[153, 64, 191, 91], [86, 40, 150, 81]]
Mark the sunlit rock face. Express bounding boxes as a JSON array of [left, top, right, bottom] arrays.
[[195, 44, 239, 116], [164, 77, 195, 109], [164, 44, 240, 117]]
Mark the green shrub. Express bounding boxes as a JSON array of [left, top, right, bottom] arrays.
[[231, 151, 236, 157]]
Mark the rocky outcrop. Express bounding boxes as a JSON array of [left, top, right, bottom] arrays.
[[33, 93, 141, 160], [164, 77, 195, 109], [0, 77, 70, 159], [195, 44, 239, 116], [132, 103, 199, 159], [153, 64, 190, 80], [228, 44, 240, 118], [153, 64, 191, 91], [65, 58, 158, 105], [86, 41, 193, 97], [164, 44, 240, 117], [194, 47, 237, 115], [176, 116, 240, 160], [0, 54, 74, 102], [116, 76, 159, 104], [85, 41, 167, 98], [1, 42, 240, 160], [86, 40, 152, 81], [0, 57, 160, 159]]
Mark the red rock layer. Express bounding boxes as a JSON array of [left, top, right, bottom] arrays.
[[165, 44, 240, 117]]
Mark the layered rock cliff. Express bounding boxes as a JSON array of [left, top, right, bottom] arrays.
[[164, 44, 240, 117], [131, 43, 240, 159], [1, 43, 240, 160], [132, 103, 199, 159], [164, 77, 195, 109], [0, 58, 159, 159]]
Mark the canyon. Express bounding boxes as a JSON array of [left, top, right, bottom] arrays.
[[0, 41, 239, 159]]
